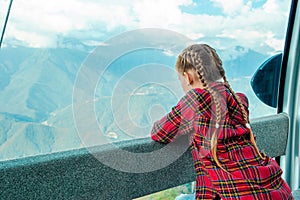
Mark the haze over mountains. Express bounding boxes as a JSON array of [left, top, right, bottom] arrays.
[[0, 42, 274, 161]]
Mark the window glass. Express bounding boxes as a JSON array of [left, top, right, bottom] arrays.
[[0, 0, 291, 164], [0, 1, 11, 45]]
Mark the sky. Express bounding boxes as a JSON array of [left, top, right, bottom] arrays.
[[0, 0, 292, 54]]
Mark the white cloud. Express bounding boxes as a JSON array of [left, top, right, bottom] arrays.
[[2, 0, 292, 54], [132, 0, 193, 28], [8, 26, 54, 47], [0, 1, 10, 27], [215, 0, 290, 53], [210, 0, 245, 16], [265, 32, 285, 51], [163, 49, 176, 57], [186, 32, 205, 40], [5, 0, 135, 47], [263, 0, 283, 13], [217, 29, 269, 49]]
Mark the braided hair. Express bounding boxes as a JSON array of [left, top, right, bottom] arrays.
[[175, 44, 264, 171]]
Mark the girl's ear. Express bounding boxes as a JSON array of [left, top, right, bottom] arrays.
[[183, 71, 193, 85]]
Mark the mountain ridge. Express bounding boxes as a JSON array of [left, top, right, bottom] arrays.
[[0, 44, 274, 160]]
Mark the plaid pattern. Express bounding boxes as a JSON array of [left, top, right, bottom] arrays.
[[151, 82, 293, 200]]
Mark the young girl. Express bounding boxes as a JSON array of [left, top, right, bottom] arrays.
[[151, 44, 293, 200]]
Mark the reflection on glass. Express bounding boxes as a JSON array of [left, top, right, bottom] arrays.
[[0, 0, 291, 162]]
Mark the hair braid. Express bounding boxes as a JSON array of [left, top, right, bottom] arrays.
[[205, 86, 224, 171], [192, 54, 226, 171], [222, 76, 265, 160], [196, 57, 207, 88], [210, 45, 265, 161], [211, 50, 224, 77]]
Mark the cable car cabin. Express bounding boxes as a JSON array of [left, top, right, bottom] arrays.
[[0, 0, 299, 199]]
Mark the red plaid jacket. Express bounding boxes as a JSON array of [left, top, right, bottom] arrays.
[[151, 82, 293, 200]]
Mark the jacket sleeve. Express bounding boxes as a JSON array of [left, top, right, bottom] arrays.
[[151, 89, 208, 144]]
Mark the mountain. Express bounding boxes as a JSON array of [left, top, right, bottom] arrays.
[[0, 47, 35, 90], [0, 44, 274, 161], [0, 47, 88, 122], [219, 45, 267, 78]]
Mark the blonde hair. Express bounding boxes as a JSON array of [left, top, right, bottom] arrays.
[[176, 44, 264, 171]]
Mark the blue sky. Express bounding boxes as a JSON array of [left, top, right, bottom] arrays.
[[180, 0, 266, 15], [0, 0, 291, 54]]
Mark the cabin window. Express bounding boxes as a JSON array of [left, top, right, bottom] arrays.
[[0, 0, 292, 168]]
